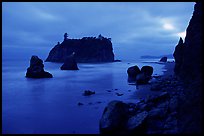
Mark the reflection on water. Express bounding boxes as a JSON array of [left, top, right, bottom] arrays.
[[2, 60, 165, 134]]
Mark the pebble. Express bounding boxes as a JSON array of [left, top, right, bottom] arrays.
[[115, 92, 123, 96]]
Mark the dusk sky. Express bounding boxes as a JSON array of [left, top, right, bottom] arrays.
[[2, 2, 195, 61]]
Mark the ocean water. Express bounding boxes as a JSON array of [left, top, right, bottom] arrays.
[[2, 59, 167, 134]]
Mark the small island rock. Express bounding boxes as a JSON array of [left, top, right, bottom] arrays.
[[26, 55, 53, 78]]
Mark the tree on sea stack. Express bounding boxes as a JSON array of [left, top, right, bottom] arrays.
[[64, 33, 68, 41]]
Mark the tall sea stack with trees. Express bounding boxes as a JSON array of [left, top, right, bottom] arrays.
[[45, 34, 115, 63]]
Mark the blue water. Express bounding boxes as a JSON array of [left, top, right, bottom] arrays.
[[2, 59, 166, 134]]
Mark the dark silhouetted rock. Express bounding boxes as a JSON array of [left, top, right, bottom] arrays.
[[173, 2, 202, 80], [136, 73, 151, 84], [159, 57, 167, 62], [60, 52, 79, 70], [141, 66, 153, 76], [136, 66, 153, 85], [46, 34, 114, 63], [83, 90, 95, 96], [173, 37, 184, 75], [172, 3, 202, 133], [127, 65, 141, 80], [174, 3, 203, 133], [114, 59, 122, 62], [26, 55, 53, 78], [181, 2, 202, 80], [99, 100, 129, 134], [126, 111, 148, 133]]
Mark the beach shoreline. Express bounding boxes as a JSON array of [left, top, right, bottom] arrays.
[[100, 61, 186, 134]]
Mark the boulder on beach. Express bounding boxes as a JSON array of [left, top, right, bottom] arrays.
[[60, 52, 79, 70], [136, 73, 151, 85], [141, 66, 153, 76], [136, 66, 153, 85], [127, 65, 141, 79], [26, 55, 53, 78], [126, 111, 148, 133], [99, 100, 129, 134], [159, 57, 167, 62]]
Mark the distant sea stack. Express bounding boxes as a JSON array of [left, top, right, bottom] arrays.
[[45, 34, 115, 63], [173, 2, 202, 80]]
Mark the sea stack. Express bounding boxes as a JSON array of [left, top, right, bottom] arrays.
[[45, 34, 115, 63], [26, 55, 53, 78]]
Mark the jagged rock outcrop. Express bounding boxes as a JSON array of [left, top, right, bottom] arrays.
[[173, 37, 184, 75], [26, 55, 53, 78], [173, 2, 202, 134], [45, 34, 114, 63], [60, 52, 79, 70], [173, 2, 202, 80]]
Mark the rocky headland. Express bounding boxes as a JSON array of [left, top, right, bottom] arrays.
[[99, 2, 202, 134], [45, 34, 115, 63]]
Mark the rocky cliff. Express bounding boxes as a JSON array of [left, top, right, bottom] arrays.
[[173, 2, 202, 133], [45, 34, 115, 63], [174, 2, 202, 80]]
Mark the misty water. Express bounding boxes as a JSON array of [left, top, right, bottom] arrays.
[[2, 59, 168, 134]]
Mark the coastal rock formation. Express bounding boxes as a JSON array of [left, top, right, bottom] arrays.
[[60, 52, 79, 70], [26, 55, 53, 78], [99, 90, 177, 134], [173, 37, 184, 75], [127, 65, 141, 79], [99, 100, 129, 134], [127, 65, 153, 84], [136, 66, 153, 85], [45, 34, 114, 63], [173, 2, 202, 133], [141, 66, 153, 77], [173, 2, 202, 80], [159, 57, 167, 62]]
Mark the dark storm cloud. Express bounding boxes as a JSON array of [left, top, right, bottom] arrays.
[[2, 2, 194, 59]]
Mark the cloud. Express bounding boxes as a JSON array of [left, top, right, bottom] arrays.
[[2, 2, 195, 60]]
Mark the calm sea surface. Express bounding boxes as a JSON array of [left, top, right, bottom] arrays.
[[2, 59, 169, 134]]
